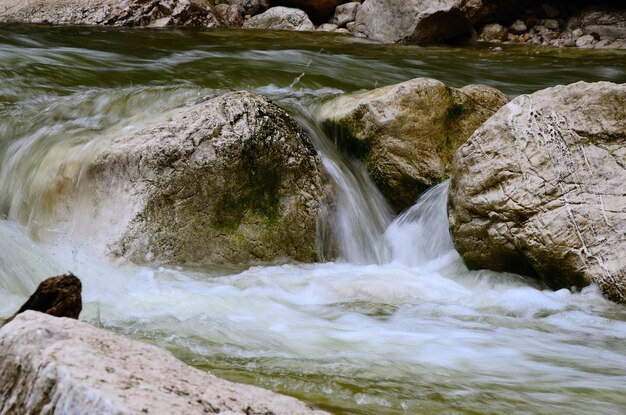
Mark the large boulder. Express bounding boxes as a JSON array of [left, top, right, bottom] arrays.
[[317, 78, 508, 212], [52, 92, 329, 265], [448, 81, 626, 303], [0, 311, 329, 415], [354, 0, 534, 44], [243, 6, 315, 30], [0, 0, 223, 27]]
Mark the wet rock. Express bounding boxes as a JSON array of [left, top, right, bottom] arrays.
[[332, 1, 359, 28], [346, 21, 355, 32], [479, 23, 508, 42], [0, 0, 223, 28], [509, 19, 527, 34], [72, 92, 329, 265], [243, 6, 315, 30], [318, 78, 508, 213], [448, 81, 626, 303], [2, 274, 81, 326], [271, 0, 347, 23], [0, 311, 330, 415]]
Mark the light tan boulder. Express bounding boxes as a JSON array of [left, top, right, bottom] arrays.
[[0, 311, 329, 415], [354, 0, 534, 44], [243, 6, 315, 31], [448, 81, 626, 303], [317, 78, 508, 212]]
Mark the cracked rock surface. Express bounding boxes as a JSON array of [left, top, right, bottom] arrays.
[[0, 311, 330, 415], [448, 81, 626, 303]]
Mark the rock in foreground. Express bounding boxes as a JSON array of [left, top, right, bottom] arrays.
[[318, 78, 508, 212], [0, 311, 329, 415], [2, 273, 81, 327], [79, 91, 328, 265], [448, 81, 626, 303]]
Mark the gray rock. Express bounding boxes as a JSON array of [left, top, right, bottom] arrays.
[[243, 6, 315, 30], [575, 34, 595, 47], [479, 23, 508, 42], [354, 0, 474, 44], [54, 92, 330, 265], [332, 1, 359, 28], [317, 78, 508, 213], [509, 19, 527, 35], [346, 21, 355, 32], [566, 8, 626, 41], [0, 0, 223, 27], [0, 311, 330, 415], [448, 81, 626, 303], [354, 0, 534, 44]]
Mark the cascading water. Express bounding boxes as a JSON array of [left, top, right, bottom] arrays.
[[1, 26, 626, 415]]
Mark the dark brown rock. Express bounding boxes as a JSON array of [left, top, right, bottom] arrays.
[[3, 273, 82, 326]]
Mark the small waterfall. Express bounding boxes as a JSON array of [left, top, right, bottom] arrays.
[[385, 181, 455, 267], [271, 95, 394, 265]]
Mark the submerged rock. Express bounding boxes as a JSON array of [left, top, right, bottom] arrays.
[[0, 311, 329, 415], [72, 91, 329, 265], [0, 0, 223, 27], [318, 78, 508, 212], [448, 81, 626, 303], [2, 273, 81, 326], [243, 6, 315, 31]]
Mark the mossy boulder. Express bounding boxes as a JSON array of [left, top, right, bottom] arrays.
[[317, 78, 508, 212], [83, 91, 330, 265]]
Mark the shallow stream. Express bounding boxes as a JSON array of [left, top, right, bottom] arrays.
[[1, 25, 626, 414]]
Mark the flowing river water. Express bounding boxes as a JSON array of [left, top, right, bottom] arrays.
[[1, 25, 626, 414]]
